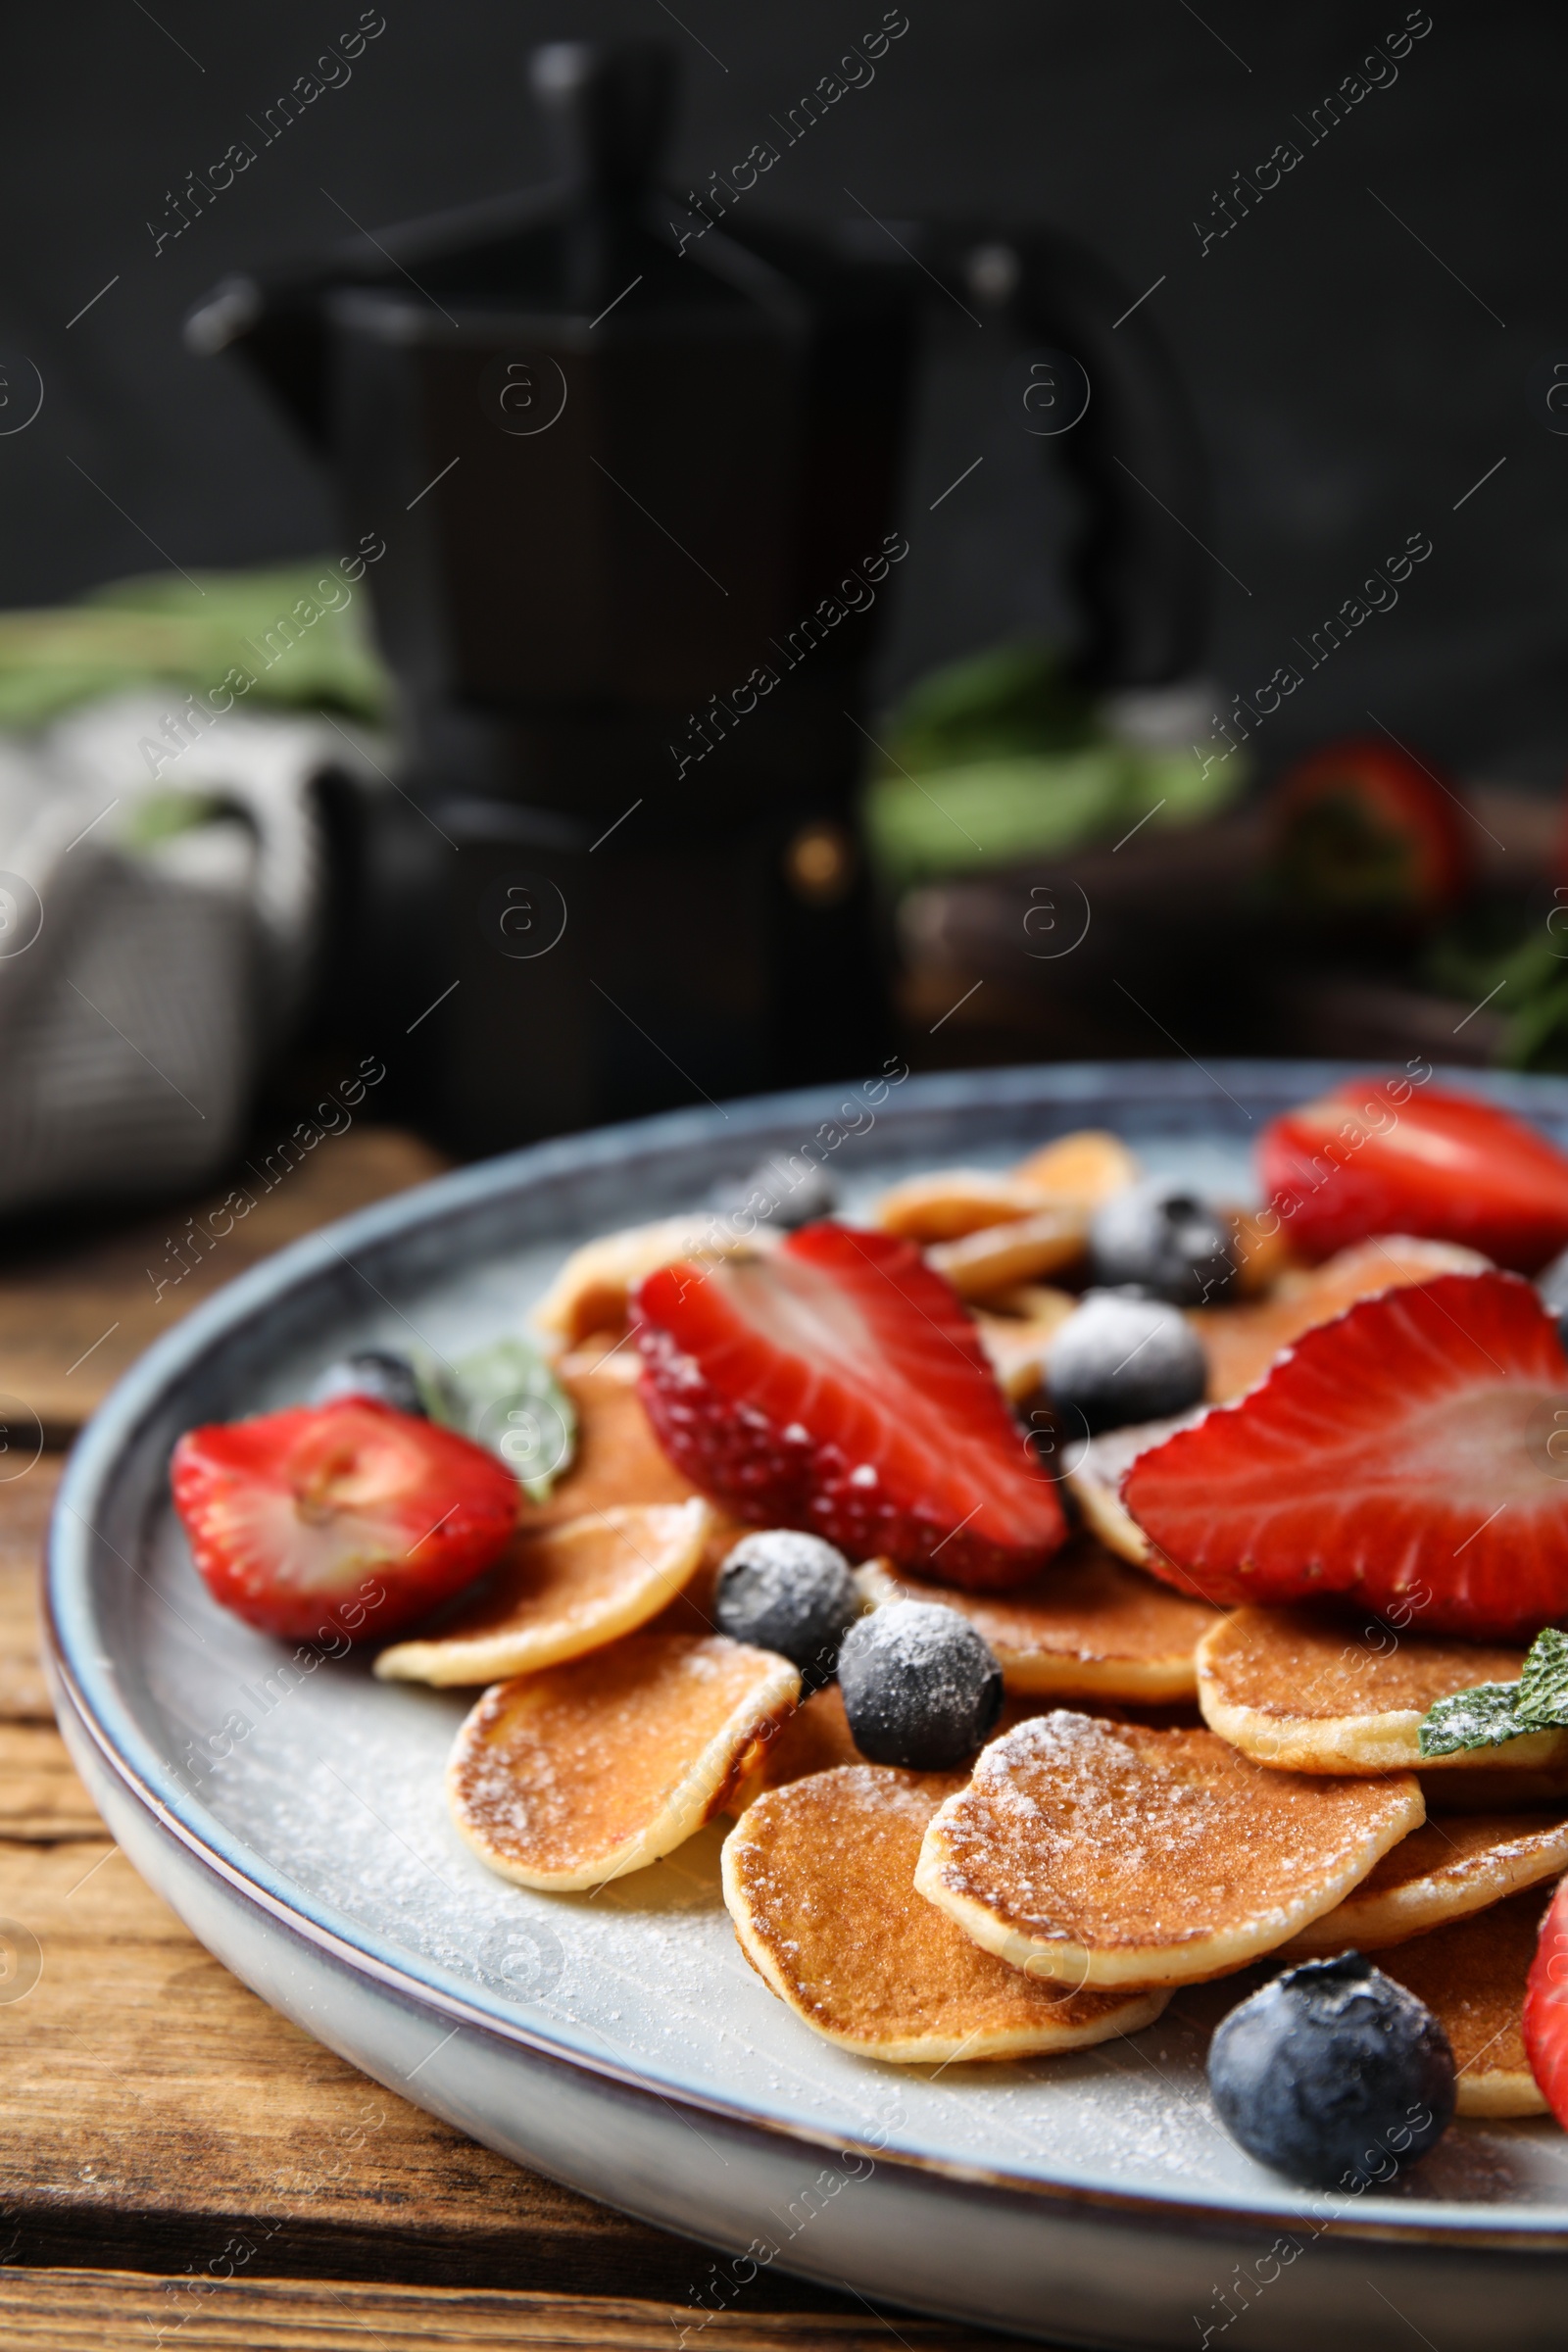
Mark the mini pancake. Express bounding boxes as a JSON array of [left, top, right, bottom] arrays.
[[723, 1683, 1058, 1816], [1378, 1887, 1552, 2117], [857, 1541, 1222, 1701], [1281, 1813, 1568, 1954], [875, 1168, 1057, 1243], [509, 1364, 749, 1616], [723, 1764, 1169, 2063], [533, 1215, 776, 1347], [915, 1710, 1423, 1988], [925, 1206, 1089, 1300], [1010, 1129, 1141, 1208], [1226, 1207, 1301, 1298], [1191, 1236, 1492, 1404], [374, 1500, 712, 1687], [523, 1360, 699, 1526], [556, 1332, 643, 1386], [449, 1633, 800, 1892], [1063, 1412, 1203, 1567], [972, 1286, 1077, 1402], [1196, 1607, 1568, 1776], [725, 1684, 865, 1814]]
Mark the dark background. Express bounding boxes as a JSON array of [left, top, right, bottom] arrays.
[[0, 0, 1559, 787]]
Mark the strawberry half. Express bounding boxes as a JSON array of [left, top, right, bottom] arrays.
[[632, 1221, 1065, 1591], [1270, 735, 1473, 925], [1259, 1077, 1568, 1272], [1123, 1270, 1568, 1641], [172, 1398, 518, 1641], [1523, 1875, 1568, 2125]]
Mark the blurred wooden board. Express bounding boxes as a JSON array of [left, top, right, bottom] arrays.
[[0, 1452, 56, 1719], [0, 1126, 450, 1438], [0, 1829, 812, 2298], [0, 1722, 102, 1838], [0, 2269, 992, 2349]]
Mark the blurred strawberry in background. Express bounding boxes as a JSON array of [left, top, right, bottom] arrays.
[[1269, 735, 1475, 935]]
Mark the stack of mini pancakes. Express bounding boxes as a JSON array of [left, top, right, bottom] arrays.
[[371, 1147, 1565, 2108]]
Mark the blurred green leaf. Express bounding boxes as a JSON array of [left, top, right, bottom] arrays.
[[862, 640, 1243, 888], [422, 1337, 577, 1505], [1424, 914, 1568, 1071], [883, 641, 1094, 773], [0, 564, 390, 730]]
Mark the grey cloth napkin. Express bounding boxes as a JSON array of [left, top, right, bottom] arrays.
[[0, 692, 386, 1219]]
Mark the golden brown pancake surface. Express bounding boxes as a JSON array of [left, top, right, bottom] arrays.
[[724, 1684, 1075, 1816], [875, 1168, 1056, 1242], [375, 1501, 711, 1687], [925, 1206, 1088, 1300], [510, 1361, 748, 1623], [723, 1764, 1168, 2062], [448, 1633, 799, 1892], [1378, 1887, 1552, 2117], [1010, 1129, 1141, 1207], [972, 1287, 1076, 1402], [533, 1216, 776, 1346], [725, 1683, 865, 1811], [519, 1361, 698, 1525], [1196, 1607, 1568, 1776], [858, 1541, 1221, 1700], [1191, 1235, 1491, 1405], [1063, 1413, 1201, 1566], [915, 1709, 1423, 1987], [1282, 1813, 1568, 1954]]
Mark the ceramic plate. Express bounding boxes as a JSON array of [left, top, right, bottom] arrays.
[[45, 1062, 1568, 2349]]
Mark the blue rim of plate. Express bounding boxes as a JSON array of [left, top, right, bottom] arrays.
[[42, 1058, 1568, 2243]]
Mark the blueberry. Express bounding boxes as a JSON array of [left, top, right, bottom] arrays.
[[1207, 1952, 1455, 2187], [1090, 1178, 1235, 1305], [713, 1531, 860, 1690], [837, 1600, 1003, 1769], [1046, 1289, 1206, 1432], [310, 1348, 427, 1417], [709, 1158, 836, 1231]]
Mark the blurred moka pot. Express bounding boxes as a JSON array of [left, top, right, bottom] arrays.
[[188, 38, 1209, 1152]]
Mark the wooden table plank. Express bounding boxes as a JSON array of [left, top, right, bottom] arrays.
[[0, 2267, 1005, 2349], [0, 1454, 58, 1722], [0, 1127, 450, 1437], [0, 1833, 837, 2300], [0, 1724, 103, 1839]]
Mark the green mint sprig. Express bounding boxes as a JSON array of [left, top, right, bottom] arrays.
[[1417, 1627, 1568, 1757], [419, 1337, 577, 1505]]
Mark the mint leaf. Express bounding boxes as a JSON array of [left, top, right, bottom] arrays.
[[1417, 1681, 1523, 1758], [1512, 1626, 1568, 1730], [1415, 1627, 1568, 1756], [423, 1338, 576, 1504]]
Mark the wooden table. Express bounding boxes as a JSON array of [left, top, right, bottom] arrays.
[[0, 1131, 1017, 2349]]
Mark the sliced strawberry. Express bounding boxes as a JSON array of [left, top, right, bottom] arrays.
[[1123, 1270, 1568, 1641], [172, 1398, 518, 1641], [632, 1221, 1065, 1591], [1259, 1078, 1568, 1272], [1523, 1875, 1568, 2125], [1270, 736, 1474, 924]]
